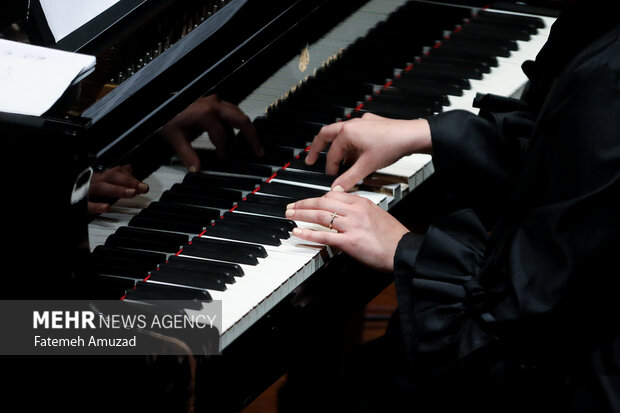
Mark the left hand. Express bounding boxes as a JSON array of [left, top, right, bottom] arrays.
[[88, 164, 149, 214], [285, 191, 410, 272]]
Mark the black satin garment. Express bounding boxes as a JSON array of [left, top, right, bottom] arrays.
[[392, 9, 620, 413]]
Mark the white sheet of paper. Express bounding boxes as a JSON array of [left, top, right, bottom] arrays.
[[0, 39, 96, 116], [39, 0, 120, 42]]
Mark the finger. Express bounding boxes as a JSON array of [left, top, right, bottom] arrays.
[[102, 168, 149, 193], [218, 101, 263, 157], [323, 190, 360, 204], [198, 109, 230, 159], [306, 122, 343, 165], [164, 129, 201, 171], [291, 227, 346, 247], [324, 135, 348, 176], [332, 156, 373, 191], [361, 112, 384, 120], [285, 209, 347, 230], [287, 196, 349, 215], [88, 201, 110, 215], [89, 181, 138, 199]]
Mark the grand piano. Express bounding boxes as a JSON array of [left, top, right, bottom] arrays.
[[1, 0, 560, 411]]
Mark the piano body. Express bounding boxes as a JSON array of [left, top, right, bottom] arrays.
[[0, 0, 561, 411]]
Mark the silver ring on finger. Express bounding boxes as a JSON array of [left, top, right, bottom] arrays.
[[329, 212, 338, 230]]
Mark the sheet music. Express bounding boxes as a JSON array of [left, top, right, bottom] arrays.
[[39, 0, 120, 42], [0, 39, 95, 116]]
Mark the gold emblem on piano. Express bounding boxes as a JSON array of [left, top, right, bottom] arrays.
[[298, 44, 310, 72]]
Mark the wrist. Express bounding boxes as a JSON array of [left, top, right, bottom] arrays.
[[403, 118, 433, 155]]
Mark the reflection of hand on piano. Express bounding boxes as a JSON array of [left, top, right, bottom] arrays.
[[305, 113, 433, 191], [88, 164, 150, 214], [159, 94, 263, 172], [286, 190, 410, 272]]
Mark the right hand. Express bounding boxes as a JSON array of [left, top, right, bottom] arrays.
[[305, 113, 433, 191]]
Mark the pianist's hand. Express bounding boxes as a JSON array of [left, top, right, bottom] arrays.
[[285, 190, 409, 272], [305, 113, 432, 191], [160, 95, 263, 172], [88, 165, 149, 214]]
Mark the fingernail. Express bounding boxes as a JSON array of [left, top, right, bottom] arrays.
[[332, 185, 344, 192], [305, 154, 314, 165], [189, 165, 198, 173], [285, 209, 294, 217], [286, 203, 295, 210], [292, 228, 302, 235], [138, 183, 149, 192], [124, 188, 136, 197]]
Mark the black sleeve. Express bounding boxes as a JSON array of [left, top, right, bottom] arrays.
[[427, 96, 534, 224], [393, 28, 620, 410]]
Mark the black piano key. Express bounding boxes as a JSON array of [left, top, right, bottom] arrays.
[[180, 243, 257, 265], [254, 116, 324, 137], [223, 211, 297, 232], [156, 264, 235, 285], [393, 74, 471, 96], [169, 183, 243, 201], [107, 227, 187, 253], [470, 16, 538, 36], [195, 149, 274, 177], [360, 100, 434, 119], [182, 172, 262, 191], [190, 235, 267, 258], [287, 154, 327, 174], [234, 201, 285, 217], [139, 208, 212, 227], [147, 201, 220, 222], [426, 47, 499, 68], [268, 101, 346, 124], [275, 170, 336, 188], [124, 288, 206, 308], [438, 38, 512, 58], [477, 10, 545, 29], [148, 268, 227, 291], [181, 244, 259, 265], [452, 30, 520, 51], [409, 61, 484, 80], [117, 226, 188, 244], [372, 88, 449, 109], [257, 129, 315, 149], [214, 219, 289, 240], [203, 224, 281, 246], [133, 281, 212, 301], [91, 254, 157, 273], [160, 190, 235, 209], [93, 261, 150, 279], [259, 181, 327, 200], [129, 214, 204, 234], [418, 55, 491, 74], [106, 233, 181, 254], [167, 255, 244, 277], [236, 145, 295, 168], [92, 245, 166, 267]]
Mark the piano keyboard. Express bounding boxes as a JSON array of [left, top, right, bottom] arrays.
[[88, 0, 555, 351]]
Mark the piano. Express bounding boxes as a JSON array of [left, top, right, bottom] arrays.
[[0, 0, 560, 411]]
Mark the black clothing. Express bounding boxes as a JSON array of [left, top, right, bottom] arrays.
[[386, 4, 620, 412]]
